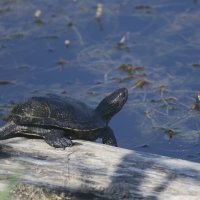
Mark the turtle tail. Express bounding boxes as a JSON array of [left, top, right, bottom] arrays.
[[0, 121, 17, 139]]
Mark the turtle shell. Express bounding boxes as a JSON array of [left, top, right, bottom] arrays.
[[8, 95, 105, 131]]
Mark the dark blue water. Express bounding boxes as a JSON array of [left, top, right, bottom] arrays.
[[1, 0, 200, 162]]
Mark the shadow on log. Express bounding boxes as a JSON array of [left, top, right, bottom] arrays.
[[0, 137, 200, 199]]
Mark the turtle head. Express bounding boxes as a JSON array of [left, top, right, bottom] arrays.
[[95, 88, 128, 123]]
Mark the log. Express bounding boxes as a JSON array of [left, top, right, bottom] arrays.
[[0, 137, 200, 199]]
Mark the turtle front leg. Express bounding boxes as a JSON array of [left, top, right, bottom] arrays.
[[43, 129, 73, 149], [0, 121, 18, 139], [101, 126, 117, 147]]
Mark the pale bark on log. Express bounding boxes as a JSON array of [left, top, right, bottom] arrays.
[[0, 137, 200, 199]]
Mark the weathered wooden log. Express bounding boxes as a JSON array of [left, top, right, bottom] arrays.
[[0, 137, 200, 199]]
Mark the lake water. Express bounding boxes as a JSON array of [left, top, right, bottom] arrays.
[[0, 0, 200, 162]]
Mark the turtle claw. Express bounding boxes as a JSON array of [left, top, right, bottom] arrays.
[[44, 130, 73, 149], [46, 137, 73, 149], [59, 137, 73, 149], [101, 126, 118, 147]]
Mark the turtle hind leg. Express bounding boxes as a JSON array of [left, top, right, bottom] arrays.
[[44, 129, 73, 149], [0, 121, 18, 139], [101, 126, 117, 147]]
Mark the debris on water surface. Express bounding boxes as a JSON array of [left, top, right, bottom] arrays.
[[140, 144, 149, 148], [192, 92, 200, 110], [119, 64, 144, 75], [18, 64, 30, 69], [195, 92, 200, 102], [63, 15, 84, 45], [119, 33, 128, 45], [95, 3, 104, 30], [165, 129, 177, 139], [44, 35, 59, 39], [154, 85, 168, 94], [192, 102, 200, 110], [115, 64, 146, 83], [86, 91, 96, 96], [132, 80, 150, 88], [63, 14, 74, 28], [95, 3, 103, 19], [151, 96, 177, 110], [112, 76, 134, 83], [134, 4, 153, 14], [34, 9, 41, 18], [48, 48, 54, 52], [6, 32, 24, 40], [192, 63, 200, 68], [162, 97, 177, 103], [0, 80, 13, 85], [151, 97, 177, 104], [115, 33, 130, 51], [0, 7, 11, 14], [34, 9, 42, 24], [64, 40, 70, 47], [61, 90, 67, 95], [57, 58, 67, 69], [68, 21, 74, 27]]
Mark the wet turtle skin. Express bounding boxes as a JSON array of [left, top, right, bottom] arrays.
[[0, 88, 128, 148]]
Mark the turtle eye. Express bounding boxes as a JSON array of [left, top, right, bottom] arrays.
[[121, 92, 126, 98], [120, 91, 128, 100]]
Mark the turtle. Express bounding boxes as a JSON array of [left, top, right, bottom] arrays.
[[0, 88, 128, 148]]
